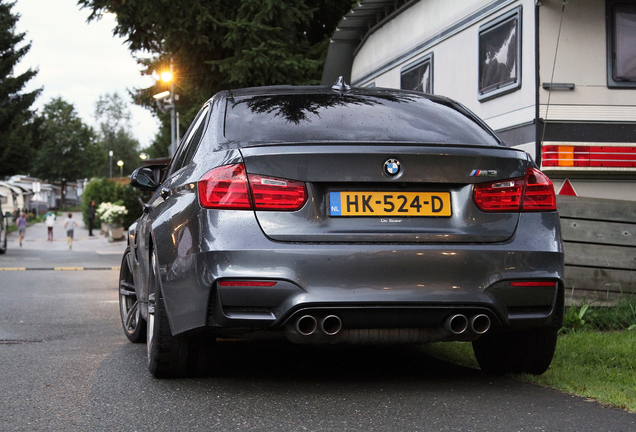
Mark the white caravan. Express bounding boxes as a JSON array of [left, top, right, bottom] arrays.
[[322, 0, 636, 201]]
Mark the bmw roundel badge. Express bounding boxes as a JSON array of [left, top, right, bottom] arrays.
[[384, 159, 401, 176]]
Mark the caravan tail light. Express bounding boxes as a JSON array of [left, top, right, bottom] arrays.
[[473, 168, 556, 212], [542, 145, 636, 168]]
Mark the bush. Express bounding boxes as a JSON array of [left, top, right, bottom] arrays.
[[82, 178, 145, 229]]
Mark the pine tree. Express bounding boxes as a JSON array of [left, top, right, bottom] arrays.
[[0, 0, 41, 177]]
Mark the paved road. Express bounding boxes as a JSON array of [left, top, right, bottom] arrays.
[[1, 216, 635, 431]]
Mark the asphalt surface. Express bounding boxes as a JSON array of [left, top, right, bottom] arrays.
[[1, 215, 635, 431]]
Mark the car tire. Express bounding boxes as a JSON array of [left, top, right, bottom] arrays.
[[147, 248, 214, 378], [472, 328, 558, 375], [119, 247, 146, 343]]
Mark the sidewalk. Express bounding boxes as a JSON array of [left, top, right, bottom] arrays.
[[7, 212, 127, 255]]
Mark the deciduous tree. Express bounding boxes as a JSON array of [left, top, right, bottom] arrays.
[[77, 0, 355, 153], [94, 92, 141, 176], [32, 98, 104, 208]]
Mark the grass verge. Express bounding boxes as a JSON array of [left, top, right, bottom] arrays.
[[421, 330, 636, 412]]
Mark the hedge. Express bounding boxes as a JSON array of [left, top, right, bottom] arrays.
[[82, 178, 147, 229]]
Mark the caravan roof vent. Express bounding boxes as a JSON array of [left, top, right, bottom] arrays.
[[331, 76, 351, 93]]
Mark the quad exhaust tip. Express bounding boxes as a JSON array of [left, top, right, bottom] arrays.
[[295, 314, 343, 336], [444, 313, 491, 335]]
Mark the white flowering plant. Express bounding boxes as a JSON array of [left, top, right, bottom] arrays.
[[96, 201, 128, 226]]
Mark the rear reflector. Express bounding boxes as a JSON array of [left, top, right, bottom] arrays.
[[473, 168, 556, 212], [218, 281, 277, 287], [509, 281, 556, 287], [198, 163, 307, 211]]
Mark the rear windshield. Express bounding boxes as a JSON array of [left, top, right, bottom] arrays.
[[224, 91, 502, 146]]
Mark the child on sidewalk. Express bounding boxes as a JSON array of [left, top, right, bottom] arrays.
[[17, 213, 27, 247], [44, 211, 56, 242], [63, 213, 78, 249]]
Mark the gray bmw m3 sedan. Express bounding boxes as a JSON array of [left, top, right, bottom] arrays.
[[119, 81, 564, 378]]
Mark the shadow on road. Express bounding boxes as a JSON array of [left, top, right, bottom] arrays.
[[113, 338, 480, 383], [207, 340, 477, 382]]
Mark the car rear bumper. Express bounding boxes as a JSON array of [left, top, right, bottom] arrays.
[[157, 211, 564, 341]]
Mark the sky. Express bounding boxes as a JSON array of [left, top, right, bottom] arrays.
[[12, 0, 159, 149]]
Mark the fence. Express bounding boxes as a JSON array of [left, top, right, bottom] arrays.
[[557, 195, 636, 302]]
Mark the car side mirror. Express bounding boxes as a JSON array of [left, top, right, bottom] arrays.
[[131, 166, 163, 191]]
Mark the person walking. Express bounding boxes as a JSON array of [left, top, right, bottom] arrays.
[[17, 213, 27, 247], [44, 210, 56, 242], [88, 200, 96, 236], [63, 213, 78, 249]]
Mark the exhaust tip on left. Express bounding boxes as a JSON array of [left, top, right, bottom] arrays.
[[296, 315, 318, 336], [445, 314, 468, 335]]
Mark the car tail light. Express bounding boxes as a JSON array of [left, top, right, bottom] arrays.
[[198, 163, 307, 211], [523, 168, 557, 211], [509, 281, 557, 287], [218, 280, 277, 287], [249, 174, 307, 210], [473, 167, 556, 212], [198, 164, 252, 209]]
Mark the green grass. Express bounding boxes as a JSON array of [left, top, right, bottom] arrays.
[[421, 320, 636, 412], [522, 331, 636, 412], [564, 299, 636, 332]]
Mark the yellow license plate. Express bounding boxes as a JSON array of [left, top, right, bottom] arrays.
[[329, 191, 451, 217]]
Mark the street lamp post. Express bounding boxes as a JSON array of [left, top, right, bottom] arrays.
[[117, 160, 124, 178], [109, 150, 113, 178], [153, 59, 179, 157], [169, 59, 176, 156]]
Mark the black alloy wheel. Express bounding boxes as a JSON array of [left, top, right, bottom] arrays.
[[119, 247, 146, 343]]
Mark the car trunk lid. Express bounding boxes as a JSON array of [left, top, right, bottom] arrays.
[[240, 144, 528, 243]]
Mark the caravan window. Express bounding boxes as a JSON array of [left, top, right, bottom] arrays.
[[478, 8, 522, 101], [401, 55, 433, 93], [607, 1, 636, 87]]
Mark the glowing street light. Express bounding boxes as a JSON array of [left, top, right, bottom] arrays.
[[109, 150, 113, 178], [160, 71, 173, 82], [117, 160, 124, 177], [139, 153, 148, 160]]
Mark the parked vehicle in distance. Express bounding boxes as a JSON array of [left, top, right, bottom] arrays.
[[120, 80, 564, 378], [0, 204, 7, 255]]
